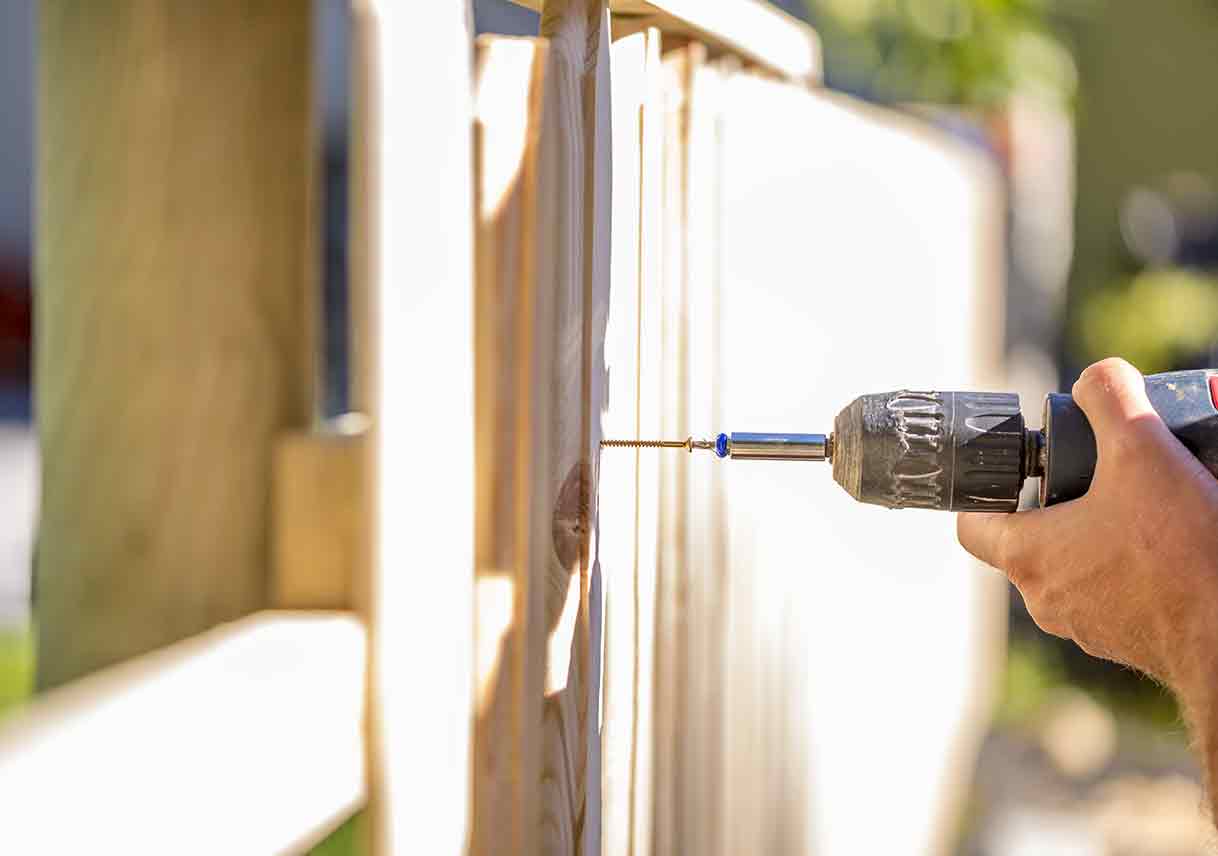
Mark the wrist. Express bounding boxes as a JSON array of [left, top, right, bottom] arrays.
[[1169, 582, 1218, 723], [1171, 586, 1218, 818]]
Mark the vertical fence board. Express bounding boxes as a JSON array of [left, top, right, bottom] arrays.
[[352, 1, 476, 853], [652, 43, 691, 855], [632, 29, 664, 856], [600, 24, 666, 856], [472, 35, 553, 856], [535, 2, 612, 853], [683, 52, 726, 856], [601, 27, 645, 856]]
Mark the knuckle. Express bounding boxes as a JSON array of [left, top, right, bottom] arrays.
[[992, 524, 1022, 572]]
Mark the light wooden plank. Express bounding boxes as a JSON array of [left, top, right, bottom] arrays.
[[721, 495, 765, 855], [601, 28, 646, 856], [0, 612, 365, 856], [600, 27, 666, 856], [536, 2, 613, 853], [513, 0, 821, 83], [36, 0, 316, 689], [682, 52, 727, 856], [471, 35, 552, 856], [351, 2, 476, 854], [631, 28, 664, 856], [652, 43, 694, 855], [469, 6, 616, 852]]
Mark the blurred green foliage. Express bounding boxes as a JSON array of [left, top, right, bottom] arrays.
[[1065, 3, 1218, 372], [999, 634, 1183, 734], [996, 634, 1066, 726], [0, 625, 32, 717], [1079, 269, 1218, 373], [804, 0, 1083, 107]]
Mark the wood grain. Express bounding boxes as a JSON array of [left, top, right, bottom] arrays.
[[470, 3, 613, 853], [536, 2, 612, 852], [35, 0, 316, 689]]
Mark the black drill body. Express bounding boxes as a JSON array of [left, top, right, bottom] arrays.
[[830, 369, 1218, 512]]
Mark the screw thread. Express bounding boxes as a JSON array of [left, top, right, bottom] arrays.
[[600, 438, 691, 450]]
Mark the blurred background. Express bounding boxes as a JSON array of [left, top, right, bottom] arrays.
[[4, 1, 1218, 853]]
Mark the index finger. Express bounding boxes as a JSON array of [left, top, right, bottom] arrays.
[[957, 504, 1066, 576], [957, 512, 1015, 571]]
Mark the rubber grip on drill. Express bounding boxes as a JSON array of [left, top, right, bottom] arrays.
[[1040, 369, 1218, 507]]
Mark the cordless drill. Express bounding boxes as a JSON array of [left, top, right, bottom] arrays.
[[603, 369, 1218, 511]]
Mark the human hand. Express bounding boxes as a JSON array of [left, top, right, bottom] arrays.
[[957, 358, 1218, 697]]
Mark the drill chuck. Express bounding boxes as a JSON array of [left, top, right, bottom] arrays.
[[830, 391, 1028, 512], [826, 369, 1218, 511]]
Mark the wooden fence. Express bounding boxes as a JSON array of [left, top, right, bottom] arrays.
[[0, 1, 1005, 854]]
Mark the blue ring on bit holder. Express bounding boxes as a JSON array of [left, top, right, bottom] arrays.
[[715, 433, 729, 458]]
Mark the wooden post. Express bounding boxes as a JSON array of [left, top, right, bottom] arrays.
[[35, 1, 316, 689]]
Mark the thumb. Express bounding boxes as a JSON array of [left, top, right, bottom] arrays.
[[1070, 358, 1158, 445]]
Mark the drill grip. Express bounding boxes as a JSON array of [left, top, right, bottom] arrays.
[[1040, 369, 1218, 506]]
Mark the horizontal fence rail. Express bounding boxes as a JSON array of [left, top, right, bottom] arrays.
[[509, 0, 822, 83], [0, 612, 365, 856]]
